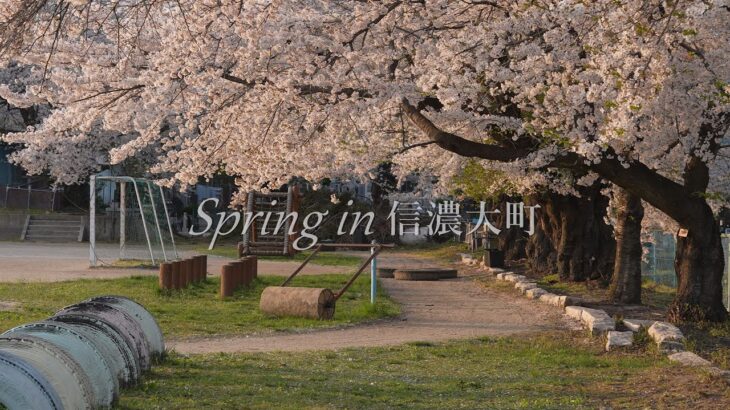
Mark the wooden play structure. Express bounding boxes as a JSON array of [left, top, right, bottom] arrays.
[[239, 186, 302, 257]]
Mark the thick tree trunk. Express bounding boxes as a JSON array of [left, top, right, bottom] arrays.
[[669, 204, 728, 322], [524, 184, 615, 282], [609, 188, 644, 304]]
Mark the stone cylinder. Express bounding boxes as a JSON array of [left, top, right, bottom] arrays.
[[259, 287, 336, 320]]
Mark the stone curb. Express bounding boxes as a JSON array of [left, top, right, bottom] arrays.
[[647, 322, 685, 353], [460, 258, 727, 379], [606, 331, 633, 351]]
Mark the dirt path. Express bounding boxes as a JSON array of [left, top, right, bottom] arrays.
[[169, 257, 566, 353], [0, 242, 344, 282]]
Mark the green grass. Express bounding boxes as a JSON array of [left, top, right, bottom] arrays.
[[117, 334, 681, 409], [0, 275, 399, 338], [195, 246, 364, 267], [535, 276, 676, 309]]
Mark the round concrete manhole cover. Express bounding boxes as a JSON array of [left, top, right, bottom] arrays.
[[393, 268, 458, 281]]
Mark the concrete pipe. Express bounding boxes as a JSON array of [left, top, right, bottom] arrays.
[[86, 296, 165, 359], [259, 287, 336, 320], [53, 302, 152, 372], [0, 336, 95, 410], [3, 322, 118, 408], [0, 350, 63, 410], [50, 313, 141, 387]]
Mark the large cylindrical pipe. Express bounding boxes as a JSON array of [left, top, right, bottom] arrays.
[[259, 287, 336, 320]]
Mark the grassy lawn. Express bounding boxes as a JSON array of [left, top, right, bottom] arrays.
[[195, 245, 364, 267], [117, 333, 730, 409], [0, 275, 399, 338]]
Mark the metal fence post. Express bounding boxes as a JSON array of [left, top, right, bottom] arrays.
[[370, 240, 377, 304], [89, 175, 97, 267]]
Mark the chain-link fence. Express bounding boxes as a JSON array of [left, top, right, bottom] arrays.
[[642, 231, 730, 310], [0, 185, 62, 211]]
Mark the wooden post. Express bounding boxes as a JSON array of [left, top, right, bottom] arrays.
[[159, 262, 173, 290], [200, 255, 207, 281], [233, 260, 243, 290], [221, 264, 236, 298], [182, 258, 193, 288], [242, 257, 252, 287], [171, 261, 182, 290], [191, 255, 201, 283], [249, 255, 257, 279]]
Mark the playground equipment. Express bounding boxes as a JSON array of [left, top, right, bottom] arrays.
[[240, 185, 301, 256], [0, 296, 164, 409], [159, 255, 208, 290], [259, 243, 393, 320], [89, 175, 178, 267], [220, 256, 258, 298]]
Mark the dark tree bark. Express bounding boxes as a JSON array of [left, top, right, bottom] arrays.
[[609, 188, 644, 304], [522, 185, 615, 282], [670, 203, 727, 322]]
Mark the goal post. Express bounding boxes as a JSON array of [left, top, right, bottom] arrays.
[[89, 175, 178, 267]]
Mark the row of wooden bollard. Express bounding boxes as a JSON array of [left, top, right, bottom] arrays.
[[158, 255, 208, 290], [220, 256, 258, 299]]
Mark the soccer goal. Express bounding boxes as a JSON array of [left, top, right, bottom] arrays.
[[89, 175, 178, 267]]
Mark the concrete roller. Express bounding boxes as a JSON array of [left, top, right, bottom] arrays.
[[50, 313, 141, 386], [86, 295, 165, 358], [0, 350, 63, 410], [260, 287, 336, 320], [0, 336, 95, 410], [53, 302, 152, 371], [3, 321, 118, 408]]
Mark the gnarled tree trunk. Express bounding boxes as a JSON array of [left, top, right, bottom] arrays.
[[609, 188, 644, 304], [524, 184, 615, 282], [670, 203, 727, 322]]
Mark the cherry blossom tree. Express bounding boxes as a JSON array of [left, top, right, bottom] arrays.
[[0, 0, 728, 321]]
